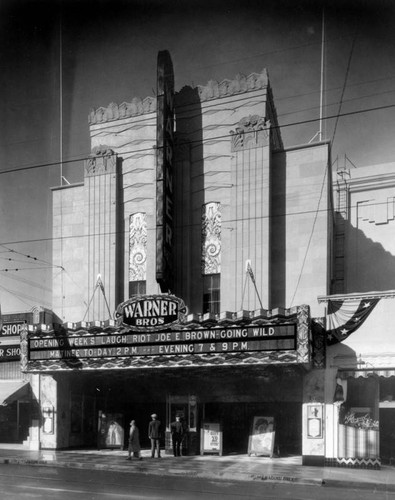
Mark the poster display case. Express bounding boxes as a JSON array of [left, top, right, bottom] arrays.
[[200, 422, 223, 456], [248, 416, 275, 457], [97, 411, 124, 450]]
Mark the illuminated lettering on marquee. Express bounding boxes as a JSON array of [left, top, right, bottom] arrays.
[[25, 296, 299, 364], [27, 324, 296, 361]]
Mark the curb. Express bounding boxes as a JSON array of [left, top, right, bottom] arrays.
[[322, 478, 395, 492], [3, 456, 395, 491], [0, 456, 322, 486]]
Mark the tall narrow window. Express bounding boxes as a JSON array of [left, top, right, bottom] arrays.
[[129, 280, 146, 297], [202, 202, 221, 314], [129, 213, 147, 297], [203, 274, 220, 315]]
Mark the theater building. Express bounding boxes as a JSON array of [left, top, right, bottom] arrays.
[[20, 51, 333, 455]]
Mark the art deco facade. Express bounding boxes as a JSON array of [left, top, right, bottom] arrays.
[[20, 52, 331, 455]]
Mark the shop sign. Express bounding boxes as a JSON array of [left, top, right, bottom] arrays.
[[27, 324, 296, 361], [342, 407, 379, 430], [0, 344, 21, 361], [1, 322, 25, 336], [115, 295, 187, 331]]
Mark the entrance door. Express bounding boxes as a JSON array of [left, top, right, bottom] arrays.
[[166, 395, 199, 455], [17, 401, 30, 442], [380, 409, 395, 463]]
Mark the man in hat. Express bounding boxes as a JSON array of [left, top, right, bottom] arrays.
[[170, 414, 185, 457], [148, 413, 161, 458]]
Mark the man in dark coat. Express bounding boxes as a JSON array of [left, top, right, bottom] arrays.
[[170, 415, 185, 457], [148, 413, 161, 458], [126, 420, 142, 460]]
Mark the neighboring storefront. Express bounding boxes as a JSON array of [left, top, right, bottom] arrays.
[[0, 308, 56, 446], [321, 293, 395, 468], [20, 296, 312, 454]]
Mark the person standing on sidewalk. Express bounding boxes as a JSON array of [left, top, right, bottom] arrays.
[[148, 413, 161, 458], [126, 420, 143, 460], [170, 415, 185, 457]]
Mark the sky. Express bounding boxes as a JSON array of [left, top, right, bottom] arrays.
[[0, 0, 394, 313]]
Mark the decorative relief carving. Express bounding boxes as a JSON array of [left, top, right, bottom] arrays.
[[201, 202, 221, 274], [129, 213, 147, 282], [85, 145, 117, 176], [20, 326, 28, 372], [26, 350, 300, 372], [197, 69, 268, 102], [230, 115, 270, 151], [312, 317, 326, 369], [88, 69, 268, 124], [89, 96, 157, 124], [296, 304, 310, 364]]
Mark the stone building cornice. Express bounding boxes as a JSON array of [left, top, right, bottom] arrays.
[[195, 69, 269, 102], [88, 69, 270, 125], [88, 97, 157, 125]]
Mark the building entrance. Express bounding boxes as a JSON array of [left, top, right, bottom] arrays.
[[204, 402, 301, 455], [49, 365, 303, 455]]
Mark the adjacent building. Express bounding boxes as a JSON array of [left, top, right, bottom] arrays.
[[0, 308, 54, 447]]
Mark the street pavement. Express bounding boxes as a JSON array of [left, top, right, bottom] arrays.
[[0, 445, 395, 492]]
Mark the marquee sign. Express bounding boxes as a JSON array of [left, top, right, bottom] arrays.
[[156, 50, 175, 293], [21, 304, 310, 372], [115, 295, 187, 331], [27, 324, 296, 361]]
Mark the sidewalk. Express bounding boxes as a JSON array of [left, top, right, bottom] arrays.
[[1, 445, 395, 491]]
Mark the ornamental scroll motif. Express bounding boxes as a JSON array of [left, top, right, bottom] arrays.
[[85, 145, 117, 176], [201, 202, 221, 275], [230, 115, 270, 151], [129, 213, 147, 282], [20, 326, 28, 372]]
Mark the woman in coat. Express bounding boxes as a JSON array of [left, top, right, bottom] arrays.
[[126, 420, 142, 460]]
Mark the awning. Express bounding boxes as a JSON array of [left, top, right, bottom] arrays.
[[339, 369, 395, 379], [0, 381, 30, 406]]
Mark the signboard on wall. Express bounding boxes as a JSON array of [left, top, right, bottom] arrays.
[[156, 50, 175, 293]]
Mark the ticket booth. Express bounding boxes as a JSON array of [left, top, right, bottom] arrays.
[[165, 395, 199, 455]]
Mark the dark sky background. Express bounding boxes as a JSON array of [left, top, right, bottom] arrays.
[[0, 0, 394, 311]]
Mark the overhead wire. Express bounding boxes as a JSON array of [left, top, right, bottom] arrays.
[[0, 197, 392, 249], [1, 99, 395, 177], [289, 15, 358, 306]]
